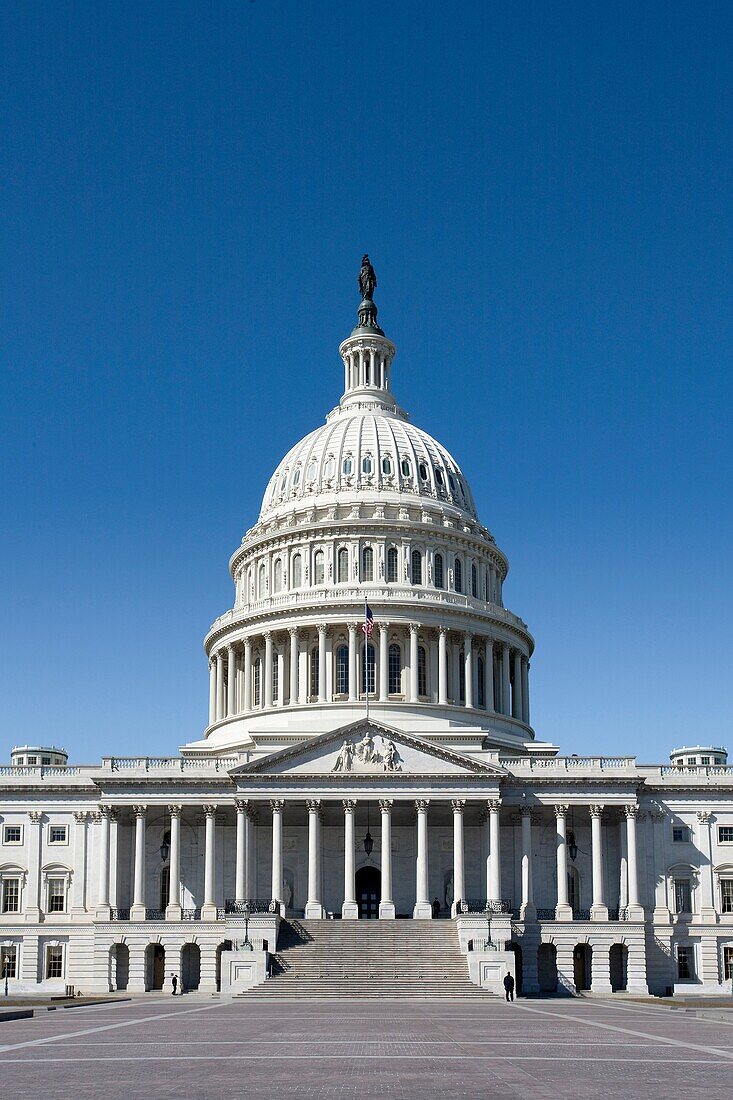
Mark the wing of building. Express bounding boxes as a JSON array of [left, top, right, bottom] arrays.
[[2, 263, 732, 998]]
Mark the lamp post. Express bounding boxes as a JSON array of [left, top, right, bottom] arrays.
[[483, 901, 495, 951], [242, 900, 253, 951], [3, 958, 9, 997]]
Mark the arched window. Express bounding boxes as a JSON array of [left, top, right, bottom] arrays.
[[458, 650, 466, 703], [400, 457, 411, 478], [273, 558, 282, 594], [434, 467, 444, 487], [382, 455, 393, 476], [253, 658, 261, 707], [471, 563, 478, 598], [324, 456, 335, 478], [337, 547, 349, 582], [364, 356, 371, 385], [411, 549, 423, 585], [292, 554, 302, 588], [388, 643, 402, 695], [418, 461, 428, 481], [454, 558, 462, 594], [386, 546, 398, 583], [417, 645, 427, 697], [342, 456, 353, 476], [361, 644, 376, 695], [310, 648, 319, 700], [336, 644, 349, 695], [293, 466, 301, 486], [306, 459, 317, 483], [362, 546, 374, 581], [477, 656, 485, 708], [362, 455, 373, 475], [314, 550, 325, 585], [258, 562, 266, 598], [434, 553, 444, 589], [272, 657, 279, 703]]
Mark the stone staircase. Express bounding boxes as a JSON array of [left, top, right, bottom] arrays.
[[236, 918, 494, 998]]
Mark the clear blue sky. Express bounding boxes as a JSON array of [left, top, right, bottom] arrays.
[[1, 2, 731, 764]]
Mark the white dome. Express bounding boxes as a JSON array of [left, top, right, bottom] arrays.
[[260, 405, 478, 522]]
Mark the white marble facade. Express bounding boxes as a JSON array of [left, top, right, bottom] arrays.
[[2, 266, 732, 997]]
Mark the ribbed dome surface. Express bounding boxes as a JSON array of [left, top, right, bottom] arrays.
[[259, 406, 478, 521]]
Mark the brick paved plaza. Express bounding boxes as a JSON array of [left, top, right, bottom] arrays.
[[1, 996, 732, 1098]]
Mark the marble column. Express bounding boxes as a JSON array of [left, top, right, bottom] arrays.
[[305, 800, 324, 918], [414, 799, 432, 918], [438, 627, 448, 705], [130, 805, 147, 920], [590, 805, 608, 920], [485, 638, 495, 712], [501, 643, 511, 716], [208, 660, 216, 725], [379, 799, 395, 919], [288, 628, 299, 705], [378, 623, 389, 700], [317, 624, 327, 703], [342, 800, 358, 919], [166, 805, 182, 920], [348, 624, 358, 702], [246, 804, 256, 900], [521, 657, 530, 724], [276, 647, 284, 705], [625, 804, 644, 920], [243, 638, 252, 712], [512, 650, 523, 718], [696, 810, 717, 921], [270, 800, 284, 913], [555, 805, 572, 920], [520, 806, 536, 921], [215, 651, 225, 721], [409, 623, 419, 703], [488, 799, 502, 903], [71, 810, 88, 914], [451, 799, 465, 915], [227, 644, 237, 716], [95, 807, 111, 915], [463, 634, 473, 709], [264, 632, 274, 709], [235, 800, 247, 903], [202, 805, 218, 920]]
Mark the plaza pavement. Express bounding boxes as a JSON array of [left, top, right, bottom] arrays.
[[1, 995, 732, 1099]]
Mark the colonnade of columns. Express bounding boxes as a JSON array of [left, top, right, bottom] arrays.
[[208, 625, 530, 724]]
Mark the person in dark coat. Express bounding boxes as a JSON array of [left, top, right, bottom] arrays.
[[432, 898, 441, 919], [503, 972, 515, 1001], [171, 974, 178, 996]]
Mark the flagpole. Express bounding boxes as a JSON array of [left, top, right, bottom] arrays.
[[364, 596, 370, 723]]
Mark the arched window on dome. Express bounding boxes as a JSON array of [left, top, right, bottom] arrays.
[[362, 455, 373, 475], [400, 457, 411, 479], [306, 459, 317, 483], [477, 656, 485, 708], [458, 650, 466, 704], [292, 554, 302, 589], [361, 643, 376, 695], [273, 558, 282, 594], [257, 562, 267, 599], [418, 462, 428, 482], [309, 647, 319, 701], [324, 456, 335, 479], [411, 549, 423, 586], [388, 643, 402, 695], [454, 558, 463, 594], [253, 658, 261, 708], [337, 547, 349, 583], [434, 467, 444, 488], [417, 645, 427, 697], [362, 546, 374, 582], [471, 563, 478, 598], [382, 455, 393, 477], [336, 644, 348, 695], [293, 466, 301, 487], [386, 546, 398, 583], [313, 550, 325, 586], [342, 456, 353, 476], [434, 553, 444, 589], [272, 657, 279, 704]]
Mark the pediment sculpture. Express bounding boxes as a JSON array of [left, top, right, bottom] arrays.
[[332, 732, 402, 773]]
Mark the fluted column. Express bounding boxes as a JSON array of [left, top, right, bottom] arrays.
[[378, 623, 389, 700], [305, 800, 324, 918], [488, 799, 502, 903], [342, 800, 358, 919], [521, 657, 530, 723], [243, 638, 252, 712], [512, 650, 522, 718], [130, 805, 147, 919], [202, 805, 218, 919], [464, 633, 473, 708], [264, 632, 274, 709], [215, 651, 225, 721], [485, 638, 495, 711], [288, 628, 299, 705], [25, 811, 42, 919], [71, 810, 88, 914], [554, 804, 572, 920], [414, 799, 431, 918], [348, 623, 358, 701], [624, 804, 643, 920], [520, 806, 535, 920], [227, 644, 237, 717], [379, 799, 395, 919], [317, 623, 327, 703], [408, 623, 419, 703], [245, 804, 256, 900], [438, 627, 448, 705], [696, 811, 716, 921], [235, 799, 247, 903], [501, 643, 511, 716], [166, 805, 182, 920], [590, 805, 608, 920], [451, 800, 465, 916], [270, 800, 284, 913], [95, 808, 111, 914], [208, 660, 216, 725]]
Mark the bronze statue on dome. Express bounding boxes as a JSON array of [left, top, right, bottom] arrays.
[[358, 254, 377, 301]]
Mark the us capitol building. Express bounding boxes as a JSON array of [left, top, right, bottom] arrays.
[[2, 259, 732, 998]]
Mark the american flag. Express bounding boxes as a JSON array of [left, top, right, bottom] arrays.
[[361, 603, 374, 637]]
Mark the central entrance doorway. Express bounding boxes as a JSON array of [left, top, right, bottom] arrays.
[[355, 866, 381, 919]]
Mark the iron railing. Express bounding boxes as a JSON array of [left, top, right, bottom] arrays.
[[144, 908, 165, 921], [536, 908, 556, 920], [457, 899, 512, 915], [224, 899, 277, 915], [109, 908, 130, 921], [181, 908, 202, 921]]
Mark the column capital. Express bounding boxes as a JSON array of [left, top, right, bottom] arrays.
[[554, 803, 569, 818], [409, 622, 420, 635], [624, 803, 639, 819], [243, 635, 253, 651], [451, 799, 466, 813], [203, 804, 218, 818], [270, 799, 285, 813], [378, 620, 389, 636], [263, 630, 273, 641], [167, 804, 182, 818], [29, 810, 43, 824], [438, 625, 449, 638], [589, 804, 604, 818], [649, 810, 666, 823], [379, 798, 393, 811], [342, 799, 356, 811], [487, 798, 501, 813], [414, 798, 430, 811], [463, 630, 473, 643], [74, 810, 89, 824], [132, 805, 147, 819], [317, 622, 328, 636], [306, 799, 322, 812], [98, 805, 115, 820], [216, 649, 225, 661], [348, 621, 357, 636], [227, 640, 236, 652], [288, 626, 299, 639], [519, 804, 532, 819], [697, 810, 712, 823]]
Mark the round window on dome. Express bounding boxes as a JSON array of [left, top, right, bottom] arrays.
[[362, 455, 373, 475], [382, 455, 393, 476], [343, 456, 353, 476], [418, 462, 428, 481], [400, 458, 411, 478]]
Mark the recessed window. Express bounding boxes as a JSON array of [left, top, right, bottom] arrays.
[[417, 645, 427, 697], [454, 558, 463, 594], [361, 644, 376, 695], [382, 455, 393, 476], [672, 826, 691, 844], [293, 466, 301, 486], [434, 552, 444, 589], [342, 456, 353, 476], [362, 546, 374, 582], [386, 547, 398, 583], [313, 550, 325, 586], [27, 756, 38, 765], [673, 878, 692, 914], [715, 756, 724, 765], [47, 878, 66, 913], [279, 474, 287, 493], [388, 644, 402, 695], [362, 455, 373, 475], [272, 558, 282, 594], [291, 554, 302, 588], [324, 456, 335, 478], [337, 547, 349, 583], [1, 878, 20, 913], [471, 563, 478, 598], [49, 825, 68, 845], [687, 757, 697, 766], [719, 826, 733, 844], [411, 549, 423, 586], [676, 945, 695, 981], [41, 756, 51, 765], [253, 658, 261, 707], [3, 825, 22, 845], [448, 474, 457, 492], [721, 879, 733, 914], [434, 468, 444, 487], [418, 462, 428, 481], [724, 946, 733, 982], [400, 458, 411, 478], [336, 645, 349, 695], [45, 945, 64, 979], [700, 756, 710, 765], [0, 944, 17, 978], [306, 460, 317, 482]]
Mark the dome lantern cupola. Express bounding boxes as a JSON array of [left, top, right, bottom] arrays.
[[338, 254, 397, 412]]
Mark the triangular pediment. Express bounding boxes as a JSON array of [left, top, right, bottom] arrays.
[[230, 719, 507, 777]]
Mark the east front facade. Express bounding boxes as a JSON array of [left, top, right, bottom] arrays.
[[2, 260, 732, 998]]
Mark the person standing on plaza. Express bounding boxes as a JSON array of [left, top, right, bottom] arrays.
[[171, 974, 178, 996], [503, 972, 515, 1002]]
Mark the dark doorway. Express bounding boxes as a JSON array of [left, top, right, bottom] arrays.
[[111, 943, 129, 991], [610, 944, 628, 992], [573, 943, 592, 991], [146, 944, 165, 991], [537, 943, 557, 993], [181, 943, 201, 991], [355, 866, 381, 919]]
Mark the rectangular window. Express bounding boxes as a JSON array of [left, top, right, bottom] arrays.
[[361, 644, 375, 695], [47, 878, 66, 913], [1, 878, 20, 913], [3, 825, 22, 844], [677, 945, 695, 980], [41, 756, 51, 765], [388, 645, 402, 695], [27, 756, 38, 764], [719, 826, 733, 844], [49, 825, 68, 845], [700, 756, 710, 765], [721, 879, 733, 915], [724, 946, 733, 983], [45, 946, 64, 979], [0, 945, 17, 979], [672, 826, 690, 843], [674, 879, 692, 914]]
